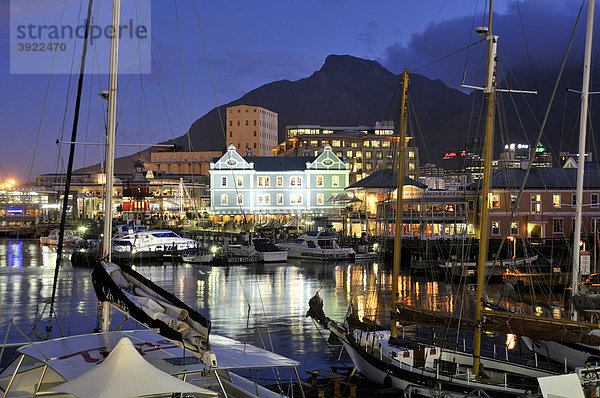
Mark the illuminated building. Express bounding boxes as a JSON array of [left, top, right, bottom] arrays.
[[144, 150, 223, 175], [227, 105, 278, 156], [273, 122, 419, 184], [209, 145, 350, 220], [344, 169, 468, 238], [470, 168, 600, 239], [0, 187, 59, 225]]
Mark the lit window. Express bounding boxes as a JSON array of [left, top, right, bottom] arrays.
[[317, 176, 324, 186], [332, 176, 340, 187], [372, 141, 380, 148], [317, 194, 324, 204], [355, 151, 362, 158], [277, 176, 283, 187], [265, 176, 270, 187], [510, 222, 519, 235], [491, 221, 500, 236], [236, 176, 243, 187], [408, 162, 415, 171], [332, 140, 341, 147], [221, 176, 227, 187], [531, 194, 541, 214], [237, 194, 243, 205], [365, 151, 372, 160], [277, 194, 284, 205], [552, 194, 560, 208], [346, 151, 353, 158], [489, 194, 500, 209], [363, 141, 370, 148], [510, 194, 518, 208], [290, 194, 303, 204], [220, 194, 228, 205], [408, 151, 415, 159], [467, 223, 475, 235], [382, 141, 391, 148], [310, 140, 318, 147]]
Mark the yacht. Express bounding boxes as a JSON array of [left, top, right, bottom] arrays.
[[112, 229, 198, 260], [276, 231, 354, 260], [228, 237, 288, 262], [40, 229, 83, 247]]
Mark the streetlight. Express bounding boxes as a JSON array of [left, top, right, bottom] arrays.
[[507, 236, 516, 260]]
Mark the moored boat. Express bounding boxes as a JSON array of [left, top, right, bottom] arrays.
[[277, 231, 354, 260]]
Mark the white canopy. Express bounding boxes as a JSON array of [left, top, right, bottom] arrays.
[[48, 337, 216, 398]]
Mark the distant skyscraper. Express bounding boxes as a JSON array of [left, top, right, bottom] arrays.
[[226, 105, 278, 157]]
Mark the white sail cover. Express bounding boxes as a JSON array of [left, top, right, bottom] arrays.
[[48, 337, 216, 398]]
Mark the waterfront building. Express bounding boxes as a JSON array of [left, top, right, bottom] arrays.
[[471, 168, 600, 240], [209, 144, 350, 226], [36, 167, 210, 223], [273, 122, 419, 184], [343, 169, 468, 238], [144, 149, 222, 176], [227, 105, 278, 156], [0, 186, 59, 225]]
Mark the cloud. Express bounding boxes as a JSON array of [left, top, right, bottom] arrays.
[[379, 0, 591, 89]]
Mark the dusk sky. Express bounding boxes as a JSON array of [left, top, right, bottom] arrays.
[[0, 0, 594, 184]]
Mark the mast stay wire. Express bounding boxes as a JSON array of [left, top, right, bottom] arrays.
[[486, 0, 586, 291]]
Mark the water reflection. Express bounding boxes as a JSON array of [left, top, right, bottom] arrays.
[[0, 238, 535, 375]]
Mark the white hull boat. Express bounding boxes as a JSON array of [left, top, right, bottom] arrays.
[[277, 231, 354, 260], [228, 238, 288, 262]]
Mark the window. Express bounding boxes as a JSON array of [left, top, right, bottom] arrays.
[[491, 221, 500, 236], [220, 194, 228, 205], [229, 132, 232, 137], [572, 194, 577, 206], [317, 176, 324, 186], [290, 194, 303, 204], [346, 151, 353, 158], [510, 194, 518, 208], [277, 176, 283, 187], [467, 223, 475, 235], [277, 194, 284, 205], [317, 193, 324, 204], [408, 162, 415, 171], [236, 176, 243, 187], [254, 120, 257, 126], [552, 194, 561, 208], [372, 141, 380, 148], [363, 141, 370, 148], [332, 176, 340, 187], [310, 140, 318, 147], [489, 194, 500, 209], [237, 194, 243, 205], [229, 121, 232, 126], [510, 221, 519, 236], [553, 218, 564, 234], [376, 151, 383, 159], [221, 176, 227, 187], [530, 194, 541, 214], [332, 140, 341, 147], [356, 151, 362, 158], [258, 176, 270, 187], [254, 131, 257, 137], [408, 151, 415, 159], [351, 142, 358, 148], [254, 143, 257, 148], [382, 141, 391, 148], [365, 151, 372, 159], [592, 194, 599, 208], [245, 120, 248, 126], [258, 195, 270, 205]]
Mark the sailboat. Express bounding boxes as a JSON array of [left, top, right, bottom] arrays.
[[0, 1, 302, 396], [522, 0, 600, 370], [307, 7, 568, 396]]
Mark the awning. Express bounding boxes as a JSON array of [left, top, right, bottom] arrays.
[[48, 337, 216, 398]]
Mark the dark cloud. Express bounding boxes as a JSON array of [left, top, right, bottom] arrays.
[[379, 0, 594, 89]]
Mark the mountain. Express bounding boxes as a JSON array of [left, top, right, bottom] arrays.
[[75, 54, 597, 175]]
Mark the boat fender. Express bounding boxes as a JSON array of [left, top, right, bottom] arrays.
[[383, 374, 392, 387]]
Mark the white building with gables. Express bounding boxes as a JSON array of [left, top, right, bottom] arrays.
[[210, 145, 350, 216]]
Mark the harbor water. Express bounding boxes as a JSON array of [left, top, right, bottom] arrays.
[[0, 238, 539, 382]]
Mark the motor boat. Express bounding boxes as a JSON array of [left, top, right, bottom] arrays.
[[276, 231, 354, 260], [112, 229, 198, 260], [181, 247, 214, 264], [40, 229, 83, 247], [228, 237, 288, 262]]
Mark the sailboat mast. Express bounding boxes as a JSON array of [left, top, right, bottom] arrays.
[[100, 0, 121, 333], [102, 0, 121, 261], [391, 69, 409, 339], [473, 4, 498, 377], [571, 0, 595, 321]]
